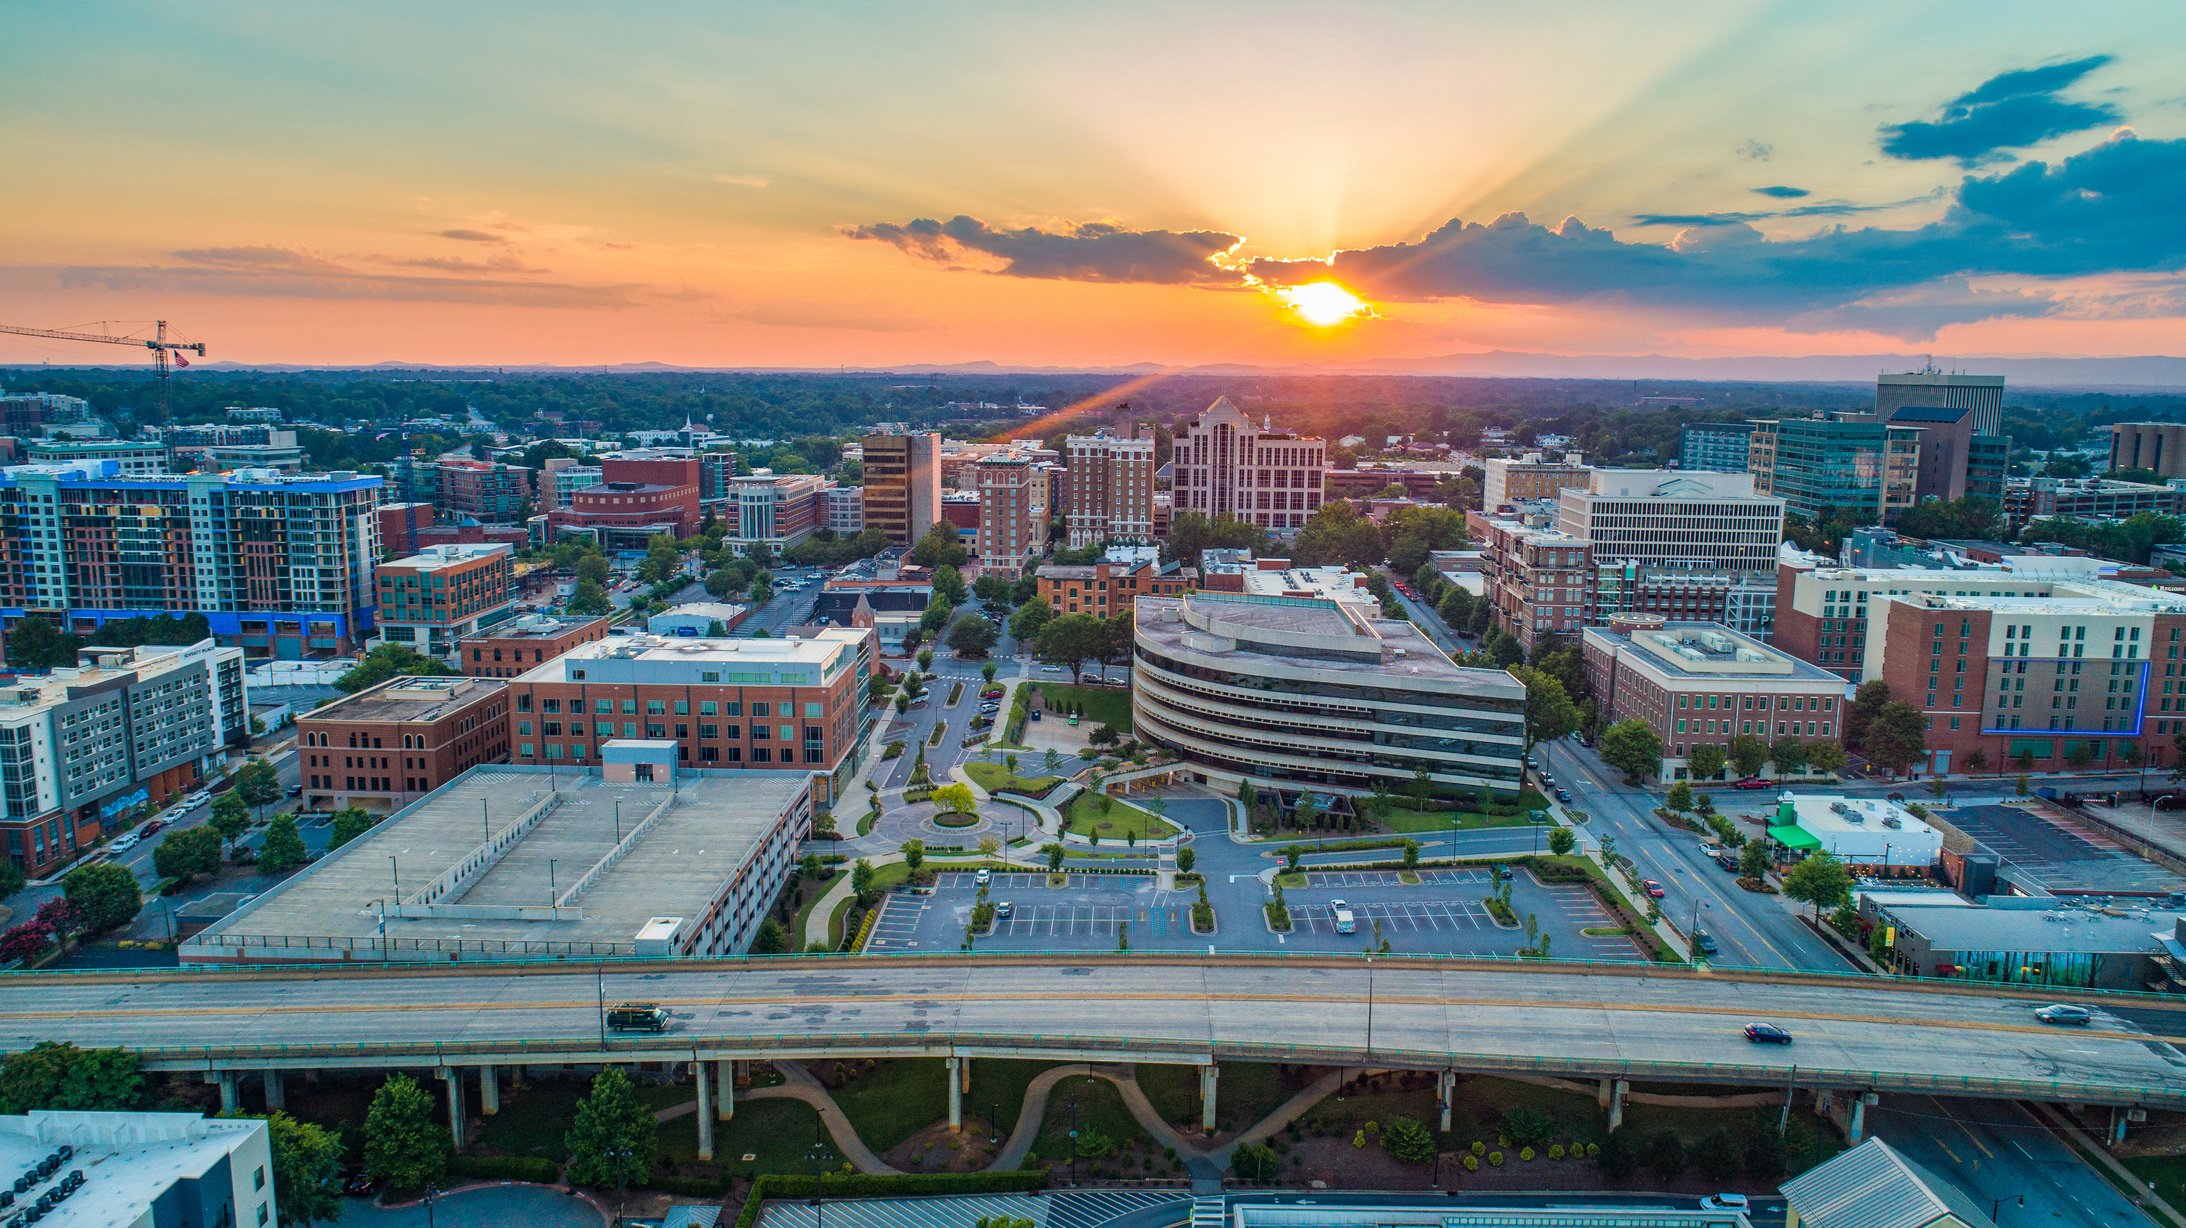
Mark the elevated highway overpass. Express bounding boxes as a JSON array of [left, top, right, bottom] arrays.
[[4, 955, 2181, 1154]]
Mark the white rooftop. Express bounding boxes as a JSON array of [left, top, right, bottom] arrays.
[[0, 1111, 267, 1228]]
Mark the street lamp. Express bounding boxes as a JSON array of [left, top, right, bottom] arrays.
[[2150, 794, 2173, 848], [1067, 1096, 1079, 1185], [805, 1143, 833, 1228], [1991, 1194, 2023, 1222], [1364, 954, 1377, 1057], [1688, 900, 1711, 966]]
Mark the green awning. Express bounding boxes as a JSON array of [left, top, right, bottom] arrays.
[[1768, 824, 1822, 850]]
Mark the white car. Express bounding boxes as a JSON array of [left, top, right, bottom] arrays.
[[185, 791, 209, 806], [108, 833, 139, 854], [1699, 1195, 1750, 1212]]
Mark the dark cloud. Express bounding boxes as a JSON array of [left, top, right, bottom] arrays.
[[1753, 185, 1810, 198], [845, 215, 1243, 284], [1630, 194, 1935, 227], [439, 228, 505, 243], [1879, 55, 2120, 164]]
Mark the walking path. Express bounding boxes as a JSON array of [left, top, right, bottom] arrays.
[[743, 1062, 906, 1176]]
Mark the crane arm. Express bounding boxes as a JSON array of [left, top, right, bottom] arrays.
[[0, 323, 199, 351]]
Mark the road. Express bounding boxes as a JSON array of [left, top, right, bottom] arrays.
[[1539, 737, 1851, 973], [877, 597, 1024, 792], [1868, 1095, 2160, 1228], [6, 957, 2182, 1110]]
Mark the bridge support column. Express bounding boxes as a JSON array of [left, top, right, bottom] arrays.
[[1200, 1065, 1219, 1134], [694, 1062, 714, 1162], [1846, 1093, 1870, 1146], [946, 1058, 963, 1133], [1606, 1080, 1627, 1134], [959, 1054, 972, 1093], [1437, 1072, 1455, 1133], [479, 1065, 499, 1116], [1596, 1078, 1612, 1110], [1813, 1089, 1835, 1118], [207, 1072, 238, 1113], [438, 1068, 465, 1149], [717, 1060, 734, 1122], [262, 1070, 284, 1110], [2111, 1108, 2130, 1146]]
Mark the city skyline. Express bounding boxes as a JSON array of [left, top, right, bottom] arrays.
[[3, 3, 2185, 370]]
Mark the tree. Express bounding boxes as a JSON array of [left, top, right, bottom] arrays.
[[1599, 719, 1664, 784], [1008, 595, 1055, 643], [1783, 851, 1854, 919], [1161, 512, 1270, 565], [1293, 499, 1387, 569], [567, 578, 613, 616], [0, 1042, 142, 1114], [1806, 741, 1848, 776], [1739, 838, 1773, 880], [573, 551, 611, 587], [948, 614, 999, 657], [1409, 766, 1435, 810], [901, 838, 927, 874], [335, 644, 456, 694], [153, 825, 223, 885], [258, 814, 308, 874], [982, 662, 999, 682], [1691, 1127, 1742, 1182], [1686, 743, 1727, 783], [851, 858, 877, 904], [1401, 839, 1421, 870], [1176, 845, 1196, 874], [1641, 1130, 1687, 1181], [909, 522, 970, 568], [363, 1074, 448, 1193], [61, 863, 142, 934], [564, 1067, 657, 1191], [1844, 680, 1893, 753], [210, 792, 250, 852], [932, 564, 969, 606], [1964, 748, 1991, 776], [1863, 701, 1931, 777], [247, 1110, 345, 1226], [1548, 826, 1576, 856], [1043, 842, 1066, 873], [329, 807, 377, 849], [637, 533, 682, 586], [238, 758, 282, 818], [1230, 1141, 1279, 1182], [0, 922, 56, 964], [1089, 724, 1121, 749], [1481, 627, 1524, 669], [1513, 666, 1579, 756], [1034, 613, 1107, 684], [1665, 781, 1694, 815], [1380, 1114, 1437, 1163], [1770, 737, 1810, 777], [930, 783, 976, 816], [0, 861, 22, 900], [2, 616, 85, 670], [1727, 734, 1770, 780]]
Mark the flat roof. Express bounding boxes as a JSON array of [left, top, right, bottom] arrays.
[[192, 767, 813, 955], [516, 629, 865, 686], [1586, 622, 1843, 684], [1137, 592, 1523, 699], [303, 675, 506, 724], [464, 614, 609, 641], [0, 1111, 265, 1228], [383, 543, 512, 570], [1885, 899, 2185, 956], [1783, 795, 1938, 841]]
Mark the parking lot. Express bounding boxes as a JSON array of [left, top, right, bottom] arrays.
[[1946, 803, 2186, 895], [864, 871, 1211, 953]]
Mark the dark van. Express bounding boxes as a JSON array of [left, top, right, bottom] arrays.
[[605, 1003, 670, 1033]]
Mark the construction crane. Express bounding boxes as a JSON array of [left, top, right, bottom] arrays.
[[0, 319, 206, 413]]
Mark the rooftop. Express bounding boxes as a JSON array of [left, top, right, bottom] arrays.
[[1586, 621, 1841, 683], [1881, 896, 2186, 955], [382, 543, 512, 571], [464, 613, 610, 642], [1781, 794, 1938, 842], [651, 602, 750, 622], [190, 766, 816, 956], [0, 640, 235, 715], [304, 675, 506, 724], [0, 1111, 267, 1228], [1780, 1137, 1994, 1228], [1571, 468, 1768, 500], [517, 628, 866, 687], [1137, 591, 1523, 699]]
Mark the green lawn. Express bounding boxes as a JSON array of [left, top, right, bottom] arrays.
[[714, 1099, 829, 1181], [1375, 788, 1550, 833], [965, 1060, 1056, 1135], [1063, 791, 1178, 842], [1036, 683, 1133, 732], [787, 868, 845, 947], [817, 1058, 948, 1152], [964, 761, 1063, 796], [1136, 1062, 1306, 1135], [1031, 1075, 1148, 1166], [2124, 1153, 2186, 1212]]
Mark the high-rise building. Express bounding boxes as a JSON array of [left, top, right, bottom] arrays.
[[1170, 396, 1325, 535], [2109, 422, 2186, 480], [1876, 369, 2004, 437], [1747, 417, 1918, 523], [861, 432, 941, 546], [974, 452, 1041, 578], [0, 639, 247, 877], [1678, 423, 1757, 473], [432, 458, 534, 523], [0, 461, 383, 658], [1557, 469, 1784, 572], [541, 458, 604, 509], [825, 482, 865, 534], [374, 543, 517, 661], [1061, 428, 1154, 548], [1481, 452, 1592, 510], [23, 439, 171, 476], [725, 471, 827, 550], [1469, 514, 1596, 653]]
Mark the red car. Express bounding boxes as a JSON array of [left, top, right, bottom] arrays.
[[1733, 778, 1772, 790], [1642, 879, 1666, 898]]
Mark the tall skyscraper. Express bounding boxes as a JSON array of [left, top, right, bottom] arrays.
[[1875, 369, 2004, 437], [861, 431, 941, 546], [1170, 396, 1325, 535], [1747, 417, 1918, 523], [1061, 428, 1154, 548], [974, 452, 1041, 578]]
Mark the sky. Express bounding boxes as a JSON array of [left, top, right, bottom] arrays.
[[3, 1, 2185, 370]]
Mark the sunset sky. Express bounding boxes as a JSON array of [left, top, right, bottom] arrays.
[[4, 2, 2184, 369]]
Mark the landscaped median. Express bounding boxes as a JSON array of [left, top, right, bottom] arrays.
[[1063, 788, 1179, 844]]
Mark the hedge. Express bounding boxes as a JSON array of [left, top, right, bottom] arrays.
[[733, 1170, 1048, 1228], [650, 1172, 730, 1196], [446, 1155, 560, 1183]]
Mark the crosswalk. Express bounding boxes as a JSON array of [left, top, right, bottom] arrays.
[[755, 1190, 1189, 1228], [1050, 1190, 1194, 1228]]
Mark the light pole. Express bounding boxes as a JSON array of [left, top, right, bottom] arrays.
[[1688, 899, 1710, 966], [805, 1143, 832, 1228], [1991, 1194, 2023, 1222], [1364, 954, 1376, 1058], [2150, 794, 2173, 848], [1067, 1096, 1079, 1185]]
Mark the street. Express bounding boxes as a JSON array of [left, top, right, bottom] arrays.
[[1868, 1095, 2160, 1228]]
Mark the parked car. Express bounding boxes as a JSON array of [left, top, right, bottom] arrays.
[[1699, 1195, 1751, 1213], [286, 784, 303, 797], [975, 868, 992, 886], [1642, 879, 1666, 899], [342, 1171, 377, 1198], [1733, 777, 1771, 790], [139, 819, 164, 837], [994, 901, 1014, 919], [1330, 899, 1357, 935], [108, 833, 139, 854], [2035, 1003, 2093, 1026], [1714, 852, 1740, 873], [1742, 1022, 1793, 1044]]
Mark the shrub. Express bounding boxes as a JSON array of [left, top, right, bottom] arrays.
[[1520, 1146, 1535, 1162], [1548, 1143, 1565, 1161], [1351, 1129, 1367, 1148], [1461, 1153, 1479, 1171], [1470, 1140, 1486, 1156], [1642, 1130, 1686, 1180], [1502, 1106, 1555, 1148], [1488, 1150, 1504, 1167], [1380, 1115, 1436, 1164], [446, 1155, 559, 1183]]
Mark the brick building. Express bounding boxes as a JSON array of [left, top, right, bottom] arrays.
[[459, 612, 612, 678], [1035, 546, 1190, 619], [297, 674, 512, 813], [1482, 452, 1592, 510], [545, 454, 702, 549], [374, 543, 516, 662], [1468, 512, 1596, 653], [974, 453, 1042, 578], [1062, 428, 1154, 548]]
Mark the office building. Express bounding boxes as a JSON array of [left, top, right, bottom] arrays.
[[0, 1110, 276, 1228], [1748, 416, 1919, 522], [1581, 617, 1847, 780], [298, 674, 511, 813], [1195, 549, 1375, 606], [459, 612, 611, 679], [2004, 476, 2186, 532], [1677, 422, 1757, 473], [506, 628, 874, 799], [1062, 428, 1155, 548], [973, 452, 1042, 578], [433, 458, 533, 524], [1557, 469, 1784, 573], [1872, 404, 2009, 504], [0, 390, 91, 434], [1323, 467, 1450, 501], [22, 439, 170, 477], [724, 471, 827, 550], [543, 460, 604, 509], [1132, 590, 1525, 798], [2109, 421, 2186, 479], [0, 461, 382, 658], [1170, 396, 1326, 534], [0, 640, 247, 878], [825, 482, 865, 534], [861, 431, 941, 546], [373, 543, 516, 662], [376, 502, 437, 556], [1481, 452, 1592, 510], [1876, 368, 2005, 437], [1593, 565, 1777, 641], [189, 749, 822, 964], [545, 453, 702, 549], [1035, 545, 1190, 619]]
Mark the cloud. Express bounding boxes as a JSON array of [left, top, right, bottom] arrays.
[[1879, 54, 2120, 164], [46, 245, 636, 308], [711, 174, 771, 189], [172, 245, 345, 271], [846, 215, 1244, 284], [1734, 140, 1773, 162], [1630, 192, 1937, 227], [1782, 279, 2055, 341], [722, 300, 934, 333], [1753, 185, 1810, 199], [438, 228, 505, 243]]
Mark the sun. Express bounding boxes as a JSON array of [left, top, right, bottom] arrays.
[[1278, 281, 1370, 327]]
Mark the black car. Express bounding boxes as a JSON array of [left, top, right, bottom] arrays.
[[343, 1172, 377, 1197], [1742, 1022, 1793, 1044]]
